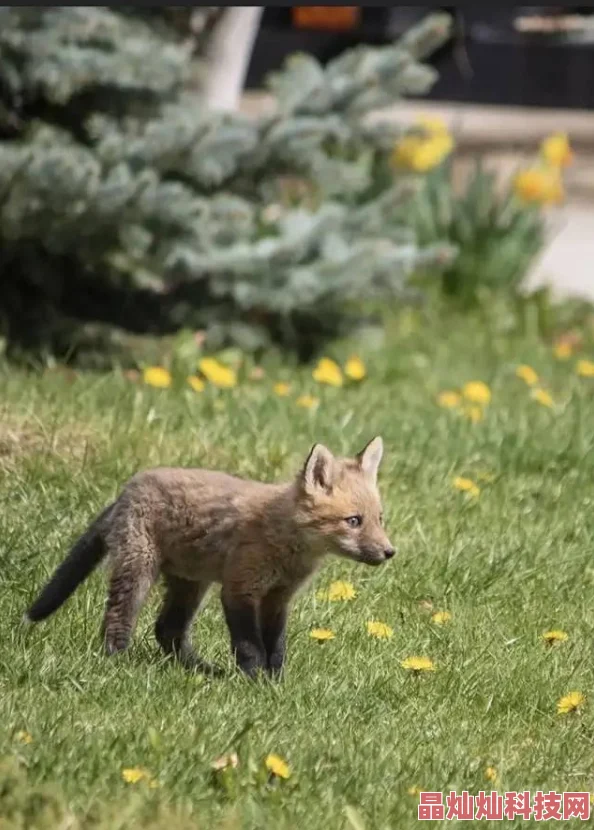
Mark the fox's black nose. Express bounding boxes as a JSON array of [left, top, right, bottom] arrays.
[[384, 547, 396, 559]]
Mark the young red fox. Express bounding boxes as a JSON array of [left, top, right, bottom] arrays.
[[26, 437, 394, 678]]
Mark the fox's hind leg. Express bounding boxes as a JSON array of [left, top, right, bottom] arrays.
[[155, 575, 221, 675], [101, 532, 159, 656]]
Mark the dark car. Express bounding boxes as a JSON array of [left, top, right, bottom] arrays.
[[246, 6, 594, 110]]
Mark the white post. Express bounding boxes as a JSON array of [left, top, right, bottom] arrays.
[[202, 7, 264, 113]]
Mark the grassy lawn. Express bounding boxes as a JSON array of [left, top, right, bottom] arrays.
[[1, 310, 593, 829]]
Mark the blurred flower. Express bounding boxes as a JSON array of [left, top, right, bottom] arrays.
[[393, 131, 454, 172], [122, 767, 151, 784], [542, 629, 568, 644], [273, 382, 291, 397], [437, 391, 461, 409], [317, 580, 356, 602], [15, 730, 33, 745], [431, 611, 452, 626], [531, 388, 554, 408], [453, 476, 480, 498], [313, 357, 343, 387], [464, 405, 483, 424], [143, 367, 171, 389], [576, 359, 594, 377], [515, 364, 539, 386], [249, 367, 265, 381], [366, 621, 394, 639], [211, 753, 239, 772], [462, 381, 491, 405], [541, 133, 573, 168], [553, 341, 573, 360], [296, 394, 319, 410], [199, 357, 237, 389], [344, 356, 366, 381], [187, 376, 205, 393], [514, 168, 563, 205], [485, 766, 499, 784]]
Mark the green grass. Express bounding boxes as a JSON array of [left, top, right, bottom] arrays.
[[1, 310, 594, 829]]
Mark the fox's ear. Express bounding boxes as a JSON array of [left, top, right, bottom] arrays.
[[302, 443, 335, 493], [357, 436, 383, 482]]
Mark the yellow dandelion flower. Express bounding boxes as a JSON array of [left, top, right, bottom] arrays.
[[553, 341, 572, 360], [516, 364, 539, 386], [541, 133, 573, 168], [265, 753, 291, 780], [187, 375, 205, 393], [296, 394, 319, 410], [464, 405, 484, 424], [15, 730, 33, 745], [431, 610, 452, 626], [273, 382, 291, 397], [122, 767, 150, 784], [143, 367, 172, 389], [317, 580, 356, 602], [462, 381, 491, 405], [199, 357, 237, 389], [312, 357, 343, 387], [531, 388, 554, 408], [485, 766, 499, 783], [453, 476, 480, 498], [542, 630, 568, 644], [514, 168, 564, 205], [310, 628, 335, 642], [437, 390, 461, 409], [576, 359, 594, 377], [366, 621, 394, 639], [557, 691, 586, 715], [344, 356, 366, 381], [401, 656, 436, 672], [211, 752, 239, 772]]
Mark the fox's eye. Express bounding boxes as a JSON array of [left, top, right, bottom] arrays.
[[345, 515, 362, 528]]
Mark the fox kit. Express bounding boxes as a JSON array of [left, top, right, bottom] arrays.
[[26, 437, 394, 678]]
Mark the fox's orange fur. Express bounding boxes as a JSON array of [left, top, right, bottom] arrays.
[[26, 437, 394, 677]]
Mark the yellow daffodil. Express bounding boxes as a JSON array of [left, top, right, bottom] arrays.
[[143, 367, 172, 389], [401, 656, 435, 672], [431, 610, 452, 626], [392, 131, 454, 172], [557, 691, 585, 715], [576, 359, 594, 377], [344, 356, 366, 381], [187, 376, 205, 393], [312, 357, 343, 387], [366, 621, 394, 639], [296, 394, 319, 410], [437, 391, 461, 409], [542, 630, 568, 644], [265, 753, 291, 779], [514, 168, 564, 205], [531, 388, 554, 408], [462, 381, 491, 405], [317, 580, 356, 602], [516, 364, 539, 386], [453, 476, 480, 498], [541, 133, 573, 168], [310, 628, 335, 642], [199, 357, 237, 389], [273, 382, 291, 397]]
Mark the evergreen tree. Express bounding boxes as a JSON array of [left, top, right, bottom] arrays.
[[0, 7, 454, 365]]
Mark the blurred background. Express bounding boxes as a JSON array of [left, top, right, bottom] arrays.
[[0, 6, 593, 370]]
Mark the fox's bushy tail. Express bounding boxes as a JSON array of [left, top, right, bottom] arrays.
[[26, 503, 115, 623]]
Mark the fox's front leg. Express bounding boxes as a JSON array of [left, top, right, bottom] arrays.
[[261, 588, 290, 677], [222, 590, 267, 679]]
